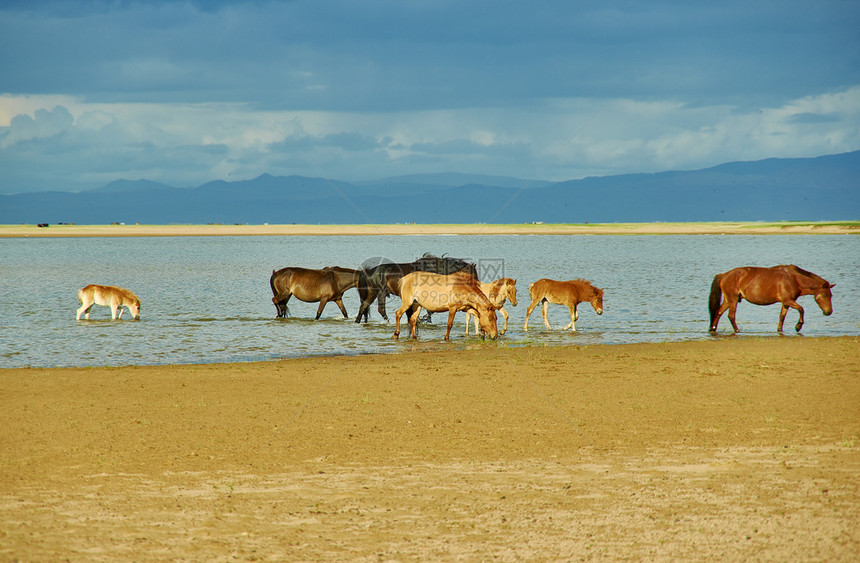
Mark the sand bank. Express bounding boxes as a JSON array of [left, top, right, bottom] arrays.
[[1, 221, 858, 237], [2, 337, 858, 560]]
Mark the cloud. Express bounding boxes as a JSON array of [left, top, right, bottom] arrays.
[[1, 1, 859, 192], [1, 86, 859, 193]]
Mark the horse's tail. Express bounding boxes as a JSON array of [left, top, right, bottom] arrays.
[[527, 281, 538, 301], [708, 274, 723, 328], [269, 270, 279, 297], [356, 271, 370, 302]]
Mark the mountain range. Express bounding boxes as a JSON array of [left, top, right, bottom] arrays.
[[2, 151, 858, 224]]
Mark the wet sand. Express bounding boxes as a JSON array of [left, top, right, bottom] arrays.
[[2, 337, 858, 560], [2, 221, 858, 237]]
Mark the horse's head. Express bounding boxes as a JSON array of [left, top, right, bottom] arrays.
[[505, 279, 518, 306], [129, 300, 141, 320], [477, 305, 499, 340], [591, 287, 604, 315], [815, 282, 834, 316]]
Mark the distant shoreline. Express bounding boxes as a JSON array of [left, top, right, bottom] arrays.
[[1, 221, 858, 238]]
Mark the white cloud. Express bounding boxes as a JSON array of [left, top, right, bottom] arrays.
[[1, 87, 859, 193]]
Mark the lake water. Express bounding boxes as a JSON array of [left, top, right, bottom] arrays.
[[1, 235, 857, 368]]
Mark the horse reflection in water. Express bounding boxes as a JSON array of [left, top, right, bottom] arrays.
[[709, 264, 834, 333]]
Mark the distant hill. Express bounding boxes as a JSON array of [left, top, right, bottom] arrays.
[[1, 151, 858, 224]]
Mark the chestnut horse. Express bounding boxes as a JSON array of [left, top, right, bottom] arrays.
[[709, 264, 834, 333], [76, 284, 141, 320], [394, 272, 498, 340], [270, 266, 360, 319], [464, 277, 518, 335], [523, 278, 604, 332]]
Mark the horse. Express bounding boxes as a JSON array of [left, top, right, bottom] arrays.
[[76, 284, 141, 320], [270, 266, 360, 319], [394, 271, 498, 340], [354, 253, 477, 323], [709, 264, 834, 333], [464, 277, 518, 335], [523, 278, 604, 332]]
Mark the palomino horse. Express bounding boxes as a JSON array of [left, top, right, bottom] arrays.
[[270, 266, 360, 319], [464, 277, 518, 335], [76, 284, 141, 320], [523, 278, 604, 332], [355, 253, 477, 323], [394, 271, 498, 340], [709, 264, 834, 333]]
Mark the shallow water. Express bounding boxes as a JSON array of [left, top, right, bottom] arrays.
[[1, 235, 857, 368]]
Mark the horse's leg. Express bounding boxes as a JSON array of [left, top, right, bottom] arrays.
[[500, 306, 508, 335], [563, 305, 577, 331], [523, 299, 540, 330], [334, 297, 349, 318], [711, 295, 731, 331], [779, 299, 804, 332], [444, 309, 457, 340], [117, 306, 124, 320], [110, 304, 119, 320], [377, 293, 389, 321], [272, 290, 291, 318], [355, 289, 376, 323], [464, 311, 472, 335], [394, 300, 410, 338], [541, 300, 551, 330], [727, 298, 741, 332], [76, 302, 90, 320], [409, 306, 423, 339], [315, 298, 329, 320]]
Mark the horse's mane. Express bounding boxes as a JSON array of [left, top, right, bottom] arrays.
[[570, 279, 602, 295], [784, 264, 829, 287], [116, 286, 140, 303], [786, 264, 819, 279], [416, 253, 477, 274]]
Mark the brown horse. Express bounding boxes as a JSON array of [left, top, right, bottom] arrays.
[[76, 284, 141, 320], [464, 277, 518, 335], [270, 266, 360, 319], [709, 264, 834, 333], [523, 278, 604, 332], [394, 272, 498, 340]]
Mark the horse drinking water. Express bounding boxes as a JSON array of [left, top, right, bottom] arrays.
[[464, 277, 518, 335], [355, 253, 477, 323], [709, 264, 834, 333], [394, 271, 498, 340], [523, 278, 604, 332], [76, 284, 141, 320], [270, 266, 360, 319]]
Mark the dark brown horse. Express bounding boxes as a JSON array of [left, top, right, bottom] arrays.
[[709, 264, 834, 333], [270, 266, 360, 319], [354, 254, 477, 323]]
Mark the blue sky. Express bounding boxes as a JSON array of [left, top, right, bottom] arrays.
[[1, 0, 859, 194]]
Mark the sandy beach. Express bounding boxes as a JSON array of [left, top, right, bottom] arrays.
[[1, 221, 858, 237], [2, 336, 858, 560]]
